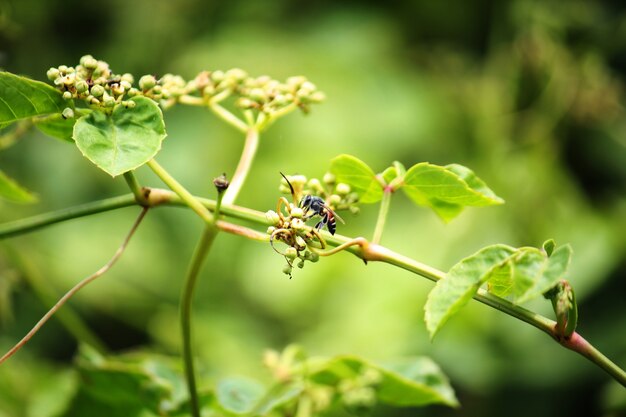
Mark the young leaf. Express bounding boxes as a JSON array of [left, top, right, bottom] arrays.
[[0, 72, 66, 125], [73, 97, 166, 176], [403, 163, 504, 222], [310, 355, 458, 408], [34, 114, 76, 143], [330, 154, 383, 203], [216, 377, 265, 415], [425, 244, 516, 339], [515, 244, 573, 304], [0, 169, 37, 203]]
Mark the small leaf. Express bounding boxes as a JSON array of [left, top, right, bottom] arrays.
[[0, 169, 37, 203], [253, 383, 304, 415], [381, 166, 398, 185], [310, 355, 457, 408], [0, 72, 66, 125], [425, 245, 516, 339], [403, 163, 504, 222], [330, 154, 383, 203], [34, 114, 76, 142], [216, 377, 265, 415], [515, 244, 572, 304], [542, 239, 556, 257], [73, 97, 166, 176]]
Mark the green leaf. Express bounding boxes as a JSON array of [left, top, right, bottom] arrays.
[[73, 97, 166, 177], [310, 355, 458, 408], [403, 163, 504, 222], [515, 244, 572, 304], [330, 154, 383, 203], [62, 347, 180, 417], [34, 114, 76, 142], [0, 72, 66, 125], [0, 169, 37, 203], [253, 383, 304, 415], [216, 377, 265, 415], [425, 245, 516, 339]]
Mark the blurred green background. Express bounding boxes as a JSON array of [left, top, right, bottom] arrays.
[[1, 0, 626, 415]]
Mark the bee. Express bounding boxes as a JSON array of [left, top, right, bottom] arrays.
[[300, 194, 344, 235]]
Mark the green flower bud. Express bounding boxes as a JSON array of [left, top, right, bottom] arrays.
[[308, 251, 319, 263], [287, 76, 307, 88], [249, 88, 266, 102], [58, 65, 69, 73], [122, 100, 136, 109], [62, 74, 75, 86], [103, 95, 116, 107], [61, 107, 74, 119], [79, 55, 97, 69], [335, 183, 351, 195], [265, 210, 281, 225], [349, 206, 360, 215], [297, 260, 305, 269], [290, 207, 304, 219], [121, 73, 134, 84], [307, 178, 323, 192], [308, 91, 326, 103], [152, 85, 163, 94], [127, 88, 140, 97], [225, 68, 248, 81], [139, 74, 157, 90], [120, 80, 132, 90], [266, 226, 276, 235], [75, 80, 89, 94], [211, 70, 225, 83], [282, 264, 293, 275], [289, 175, 307, 187], [46, 67, 60, 81], [62, 91, 73, 100], [203, 85, 215, 96], [323, 172, 336, 185], [236, 98, 257, 109], [285, 247, 298, 260], [90, 97, 100, 105], [90, 84, 105, 97], [291, 218, 305, 230], [329, 194, 341, 205], [295, 236, 307, 250]]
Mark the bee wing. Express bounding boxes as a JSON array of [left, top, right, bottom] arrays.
[[321, 203, 345, 224]]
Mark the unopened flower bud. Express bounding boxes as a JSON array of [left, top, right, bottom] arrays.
[[323, 172, 336, 185], [90, 84, 105, 97], [291, 218, 305, 230], [282, 264, 293, 275], [62, 91, 72, 100], [285, 247, 298, 260], [46, 67, 60, 81], [335, 183, 351, 195], [139, 74, 157, 90], [213, 173, 229, 192], [290, 207, 304, 219], [61, 107, 74, 119], [265, 210, 281, 225], [75, 80, 89, 93]]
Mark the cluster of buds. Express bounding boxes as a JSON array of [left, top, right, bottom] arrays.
[[193, 70, 325, 115], [46, 55, 137, 111], [279, 173, 360, 215]]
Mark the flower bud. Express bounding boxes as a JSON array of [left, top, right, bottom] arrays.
[[82, 56, 98, 70], [289, 175, 307, 187], [265, 210, 281, 225], [90, 84, 105, 97], [249, 88, 266, 102], [225, 68, 248, 81], [291, 218, 305, 230], [287, 76, 307, 88], [266, 226, 276, 235], [282, 264, 293, 275], [308, 91, 326, 103], [295, 236, 307, 251], [307, 178, 323, 192], [62, 91, 72, 100], [103, 95, 116, 107], [297, 260, 305, 269], [122, 100, 136, 109], [75, 80, 89, 94], [349, 206, 360, 215], [46, 67, 60, 81], [285, 247, 298, 260], [335, 183, 351, 196], [211, 70, 225, 83], [308, 251, 319, 263], [61, 107, 74, 119], [139, 74, 157, 90], [58, 65, 69, 73], [323, 172, 336, 185], [329, 194, 341, 205], [290, 207, 304, 219]]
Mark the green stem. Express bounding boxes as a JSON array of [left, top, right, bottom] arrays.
[[1, 194, 625, 386], [222, 128, 260, 205], [372, 188, 392, 245], [146, 159, 213, 223], [209, 103, 249, 133], [180, 226, 218, 417], [123, 171, 146, 204]]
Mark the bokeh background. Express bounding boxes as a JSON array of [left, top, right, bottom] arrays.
[[1, 0, 626, 416]]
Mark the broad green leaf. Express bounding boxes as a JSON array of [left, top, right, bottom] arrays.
[[330, 154, 383, 203], [425, 245, 516, 339], [0, 72, 66, 125], [73, 97, 166, 177], [403, 163, 504, 222], [253, 383, 304, 414], [216, 377, 265, 415], [34, 114, 76, 142], [0, 169, 37, 203], [310, 355, 457, 408], [516, 244, 572, 304], [62, 346, 182, 417]]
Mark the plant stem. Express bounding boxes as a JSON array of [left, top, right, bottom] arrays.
[[372, 188, 392, 245], [0, 208, 148, 365], [123, 171, 145, 204], [2, 193, 625, 386], [222, 128, 260, 205], [209, 103, 249, 133], [146, 159, 213, 223]]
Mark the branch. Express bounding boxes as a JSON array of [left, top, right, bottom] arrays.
[[0, 207, 149, 365]]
